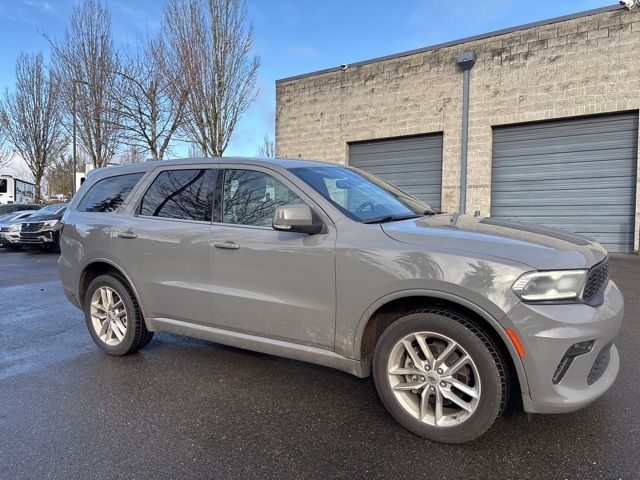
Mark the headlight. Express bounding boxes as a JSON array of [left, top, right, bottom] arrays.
[[43, 220, 59, 228], [512, 270, 587, 301], [9, 223, 21, 232]]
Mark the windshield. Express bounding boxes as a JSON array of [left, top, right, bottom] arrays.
[[289, 166, 432, 223], [29, 204, 66, 219]]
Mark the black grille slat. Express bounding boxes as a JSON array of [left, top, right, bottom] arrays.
[[19, 232, 45, 243], [582, 259, 609, 301], [587, 343, 612, 385], [21, 222, 44, 233]]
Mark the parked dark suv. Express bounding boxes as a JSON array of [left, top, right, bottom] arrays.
[[19, 203, 67, 250]]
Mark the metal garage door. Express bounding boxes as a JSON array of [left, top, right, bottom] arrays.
[[491, 112, 638, 253], [349, 134, 443, 210]]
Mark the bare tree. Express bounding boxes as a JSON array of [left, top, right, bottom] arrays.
[[46, 154, 74, 200], [0, 137, 12, 170], [188, 142, 204, 158], [48, 0, 121, 168], [0, 53, 67, 202], [114, 36, 188, 160], [118, 145, 144, 164], [256, 135, 275, 157], [163, 0, 260, 157]]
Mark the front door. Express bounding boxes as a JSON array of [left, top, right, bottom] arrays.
[[208, 166, 336, 349]]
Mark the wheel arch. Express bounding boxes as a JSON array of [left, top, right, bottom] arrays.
[[78, 259, 147, 320], [355, 290, 529, 395]]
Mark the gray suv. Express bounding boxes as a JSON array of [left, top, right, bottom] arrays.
[[59, 158, 623, 443]]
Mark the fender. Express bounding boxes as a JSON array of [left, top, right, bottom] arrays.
[[78, 257, 150, 325], [354, 288, 529, 394]]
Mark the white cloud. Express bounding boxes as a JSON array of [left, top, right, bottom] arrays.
[[0, 0, 60, 24]]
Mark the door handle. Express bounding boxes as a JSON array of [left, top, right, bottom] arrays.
[[213, 241, 240, 250], [117, 231, 137, 239]]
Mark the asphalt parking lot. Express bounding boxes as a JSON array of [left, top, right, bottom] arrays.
[[0, 249, 639, 479]]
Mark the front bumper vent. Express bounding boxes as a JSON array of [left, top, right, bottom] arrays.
[[552, 356, 573, 385], [587, 342, 612, 385], [552, 340, 595, 385]]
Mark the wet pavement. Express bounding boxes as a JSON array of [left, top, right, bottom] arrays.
[[0, 249, 639, 479]]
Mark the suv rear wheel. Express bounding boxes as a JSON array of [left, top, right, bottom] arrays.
[[372, 309, 509, 443], [83, 274, 153, 355]]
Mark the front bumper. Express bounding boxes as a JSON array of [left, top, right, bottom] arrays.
[[0, 231, 20, 245], [19, 230, 59, 245], [508, 280, 623, 414]]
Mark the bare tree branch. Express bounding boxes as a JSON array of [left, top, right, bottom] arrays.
[[256, 135, 275, 157], [117, 145, 145, 164], [0, 132, 12, 170], [0, 53, 67, 202], [46, 154, 74, 200], [163, 0, 260, 157], [47, 0, 121, 168], [114, 35, 188, 160]]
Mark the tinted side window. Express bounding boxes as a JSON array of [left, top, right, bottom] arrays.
[[78, 173, 144, 213], [140, 169, 213, 221], [222, 169, 303, 227]]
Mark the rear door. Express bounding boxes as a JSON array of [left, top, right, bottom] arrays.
[[108, 166, 214, 323], [208, 165, 337, 349]]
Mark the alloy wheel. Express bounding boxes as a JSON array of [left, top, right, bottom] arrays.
[[386, 331, 481, 427], [90, 286, 128, 346]]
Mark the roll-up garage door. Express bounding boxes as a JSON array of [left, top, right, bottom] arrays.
[[349, 134, 443, 210], [491, 112, 638, 253]]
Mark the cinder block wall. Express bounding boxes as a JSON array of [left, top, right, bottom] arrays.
[[276, 7, 640, 251]]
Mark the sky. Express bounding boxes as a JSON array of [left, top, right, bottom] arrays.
[[0, 0, 614, 177]]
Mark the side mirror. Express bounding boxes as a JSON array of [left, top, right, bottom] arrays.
[[272, 204, 324, 235]]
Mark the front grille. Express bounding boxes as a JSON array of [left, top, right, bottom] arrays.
[[582, 259, 609, 301], [587, 342, 612, 385], [21, 222, 44, 233]]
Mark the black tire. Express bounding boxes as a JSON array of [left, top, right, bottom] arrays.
[[83, 273, 154, 355], [372, 309, 509, 444]]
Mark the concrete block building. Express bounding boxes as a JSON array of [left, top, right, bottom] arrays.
[[275, 4, 640, 252]]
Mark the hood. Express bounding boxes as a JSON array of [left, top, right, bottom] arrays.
[[381, 214, 607, 270], [23, 213, 63, 223]]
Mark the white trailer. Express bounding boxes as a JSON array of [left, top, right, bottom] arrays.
[[0, 175, 35, 204]]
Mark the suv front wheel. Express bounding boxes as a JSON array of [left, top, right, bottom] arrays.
[[372, 309, 509, 443], [83, 274, 154, 355]]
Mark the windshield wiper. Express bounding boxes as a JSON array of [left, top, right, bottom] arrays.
[[362, 214, 421, 224]]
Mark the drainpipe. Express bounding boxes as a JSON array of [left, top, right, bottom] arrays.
[[456, 51, 476, 214]]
